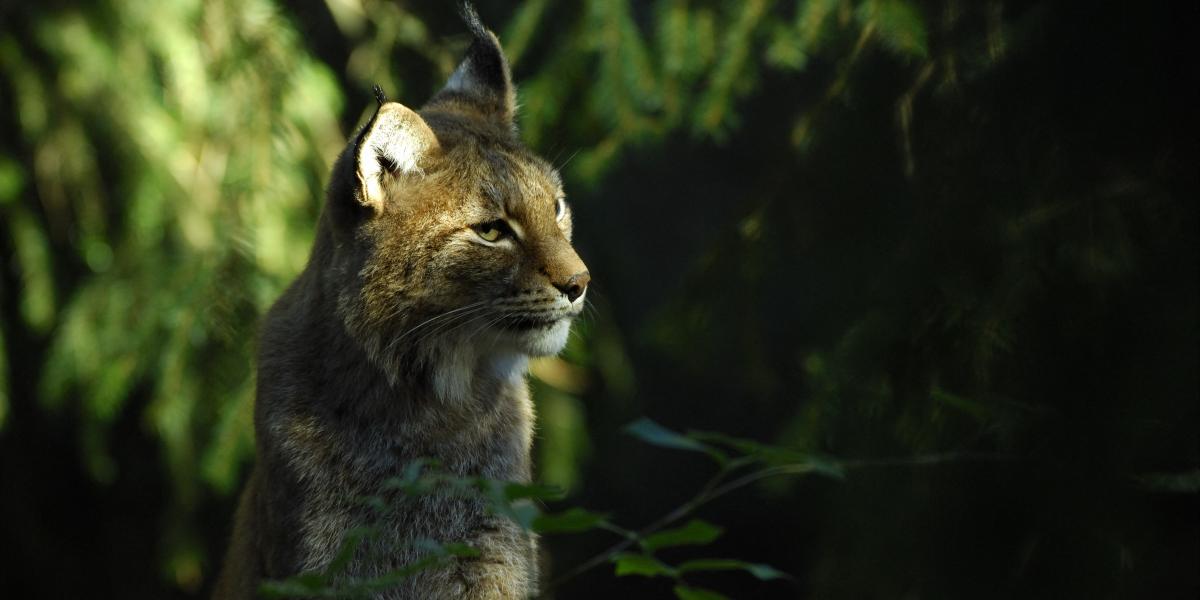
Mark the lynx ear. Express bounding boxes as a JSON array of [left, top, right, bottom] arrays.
[[430, 3, 516, 124], [355, 101, 439, 212]]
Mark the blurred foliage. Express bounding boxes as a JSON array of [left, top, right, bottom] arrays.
[[2, 0, 346, 583], [0, 0, 1196, 598]]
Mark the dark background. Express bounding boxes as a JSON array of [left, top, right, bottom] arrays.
[[0, 0, 1196, 598]]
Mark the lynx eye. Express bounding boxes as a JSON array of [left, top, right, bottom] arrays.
[[555, 197, 566, 221], [471, 220, 512, 243]]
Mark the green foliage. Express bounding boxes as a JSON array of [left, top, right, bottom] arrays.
[[0, 0, 903, 550], [2, 0, 345, 579], [579, 419, 843, 596], [673, 585, 732, 600], [256, 461, 606, 597], [516, 0, 889, 179], [259, 538, 481, 599], [254, 420, 828, 597], [625, 417, 721, 458], [676, 559, 788, 580], [533, 507, 609, 534], [857, 0, 929, 58], [640, 519, 724, 552], [612, 553, 677, 578]]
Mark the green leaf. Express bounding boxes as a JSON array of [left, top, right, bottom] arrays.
[[688, 430, 806, 465], [501, 0, 550, 65], [674, 585, 732, 600], [625, 418, 725, 463], [9, 208, 56, 332], [503, 482, 566, 502], [326, 526, 375, 574], [0, 155, 23, 204], [532, 507, 608, 534], [502, 500, 541, 531], [678, 558, 790, 580], [931, 386, 990, 421], [803, 454, 847, 480], [259, 571, 328, 598], [857, 0, 929, 59], [687, 430, 845, 479], [439, 542, 481, 558], [611, 552, 677, 578], [745, 562, 789, 581], [641, 519, 724, 552], [382, 458, 437, 491]]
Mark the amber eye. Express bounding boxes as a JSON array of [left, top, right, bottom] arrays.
[[472, 220, 511, 243]]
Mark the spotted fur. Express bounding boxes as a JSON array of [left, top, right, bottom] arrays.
[[213, 7, 588, 599]]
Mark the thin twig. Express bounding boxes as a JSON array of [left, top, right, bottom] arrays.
[[543, 467, 728, 591], [540, 451, 1010, 596]]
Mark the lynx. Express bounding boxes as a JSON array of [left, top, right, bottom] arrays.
[[213, 7, 588, 599]]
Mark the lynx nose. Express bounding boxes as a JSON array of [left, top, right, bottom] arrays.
[[553, 271, 590, 303]]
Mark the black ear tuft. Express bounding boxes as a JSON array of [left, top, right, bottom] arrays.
[[458, 3, 509, 95], [458, 2, 489, 44], [373, 84, 389, 107], [428, 2, 516, 125]]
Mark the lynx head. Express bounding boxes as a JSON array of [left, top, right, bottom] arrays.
[[325, 6, 588, 385]]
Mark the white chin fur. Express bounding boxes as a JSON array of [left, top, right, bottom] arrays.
[[511, 319, 572, 356], [426, 318, 570, 402]]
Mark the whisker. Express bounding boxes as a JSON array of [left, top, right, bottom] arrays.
[[547, 146, 567, 169], [555, 148, 581, 171], [463, 311, 512, 347], [425, 304, 502, 347], [385, 304, 490, 361], [583, 286, 606, 303], [392, 301, 489, 346], [412, 305, 493, 348]]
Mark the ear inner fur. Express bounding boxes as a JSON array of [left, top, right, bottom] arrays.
[[355, 102, 440, 212]]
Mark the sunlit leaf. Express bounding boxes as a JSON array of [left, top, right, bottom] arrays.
[[0, 155, 23, 203], [9, 208, 55, 332], [858, 0, 929, 58], [532, 384, 591, 491], [501, 0, 550, 65]]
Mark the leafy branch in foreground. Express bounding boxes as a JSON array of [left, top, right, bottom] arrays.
[[541, 419, 1010, 599], [260, 421, 1005, 600], [539, 418, 835, 599], [257, 456, 609, 598]]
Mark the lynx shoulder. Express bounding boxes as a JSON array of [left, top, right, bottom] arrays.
[[213, 6, 589, 599]]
